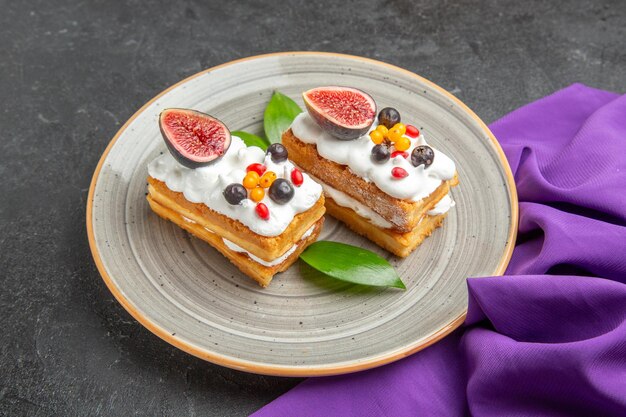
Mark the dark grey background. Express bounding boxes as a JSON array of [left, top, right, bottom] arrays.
[[1, 0, 624, 415]]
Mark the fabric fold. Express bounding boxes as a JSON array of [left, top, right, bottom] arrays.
[[253, 84, 626, 417]]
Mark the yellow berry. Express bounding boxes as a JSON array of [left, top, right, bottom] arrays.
[[259, 171, 277, 188], [250, 186, 265, 202], [369, 130, 384, 144], [243, 171, 260, 189], [393, 123, 406, 135], [388, 127, 403, 142], [394, 137, 411, 152], [375, 125, 389, 137]]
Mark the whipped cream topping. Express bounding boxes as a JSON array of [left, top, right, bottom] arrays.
[[291, 113, 456, 201], [222, 224, 316, 267], [148, 136, 322, 237], [427, 194, 455, 216]]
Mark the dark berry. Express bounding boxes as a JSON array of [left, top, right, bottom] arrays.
[[377, 107, 401, 129], [223, 183, 247, 205], [266, 143, 289, 163], [268, 178, 294, 204], [411, 145, 435, 168], [371, 144, 390, 164]]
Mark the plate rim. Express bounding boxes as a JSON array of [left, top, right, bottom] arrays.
[[87, 51, 519, 377]]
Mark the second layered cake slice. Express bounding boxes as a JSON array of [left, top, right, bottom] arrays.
[[283, 86, 458, 257]]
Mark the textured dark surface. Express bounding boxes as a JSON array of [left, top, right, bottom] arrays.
[[0, 0, 624, 415]]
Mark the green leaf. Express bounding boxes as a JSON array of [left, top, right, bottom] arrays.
[[299, 241, 406, 289], [263, 91, 302, 143], [232, 130, 270, 151]]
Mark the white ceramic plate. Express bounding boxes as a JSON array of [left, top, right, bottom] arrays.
[[87, 52, 517, 376]]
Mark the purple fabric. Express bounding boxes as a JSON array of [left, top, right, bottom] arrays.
[[253, 84, 626, 417]]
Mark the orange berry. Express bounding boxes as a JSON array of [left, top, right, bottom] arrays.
[[393, 123, 406, 135], [249, 186, 265, 202], [394, 137, 411, 152], [369, 130, 384, 144], [259, 171, 277, 188], [243, 171, 260, 189], [375, 125, 389, 137], [387, 127, 403, 142]]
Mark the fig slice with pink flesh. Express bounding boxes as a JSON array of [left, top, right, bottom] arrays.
[[159, 108, 231, 168], [302, 86, 377, 140]]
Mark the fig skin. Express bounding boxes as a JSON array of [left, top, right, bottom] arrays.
[[159, 108, 231, 169], [302, 87, 377, 141]]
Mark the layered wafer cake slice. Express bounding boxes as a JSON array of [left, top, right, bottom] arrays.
[[147, 108, 325, 287], [282, 87, 458, 257]]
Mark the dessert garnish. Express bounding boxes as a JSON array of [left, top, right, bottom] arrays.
[[377, 107, 401, 128], [405, 124, 420, 138], [411, 145, 435, 168], [391, 167, 409, 179], [391, 150, 409, 159], [233, 92, 304, 151], [223, 183, 247, 205], [232, 130, 268, 150], [250, 186, 265, 202], [218, 145, 301, 219], [290, 168, 304, 187], [268, 179, 295, 204], [243, 171, 260, 189], [259, 171, 277, 188], [371, 144, 391, 164], [302, 86, 376, 140], [300, 241, 405, 289], [367, 108, 433, 178], [255, 202, 270, 220], [266, 143, 289, 163], [369, 129, 384, 144], [264, 91, 304, 144], [159, 108, 231, 168], [246, 163, 267, 176]]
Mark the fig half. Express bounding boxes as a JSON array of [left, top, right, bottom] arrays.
[[302, 86, 376, 140], [159, 108, 231, 168]]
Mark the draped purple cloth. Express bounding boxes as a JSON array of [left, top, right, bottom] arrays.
[[253, 84, 626, 417]]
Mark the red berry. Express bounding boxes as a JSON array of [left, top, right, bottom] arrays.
[[246, 163, 266, 176], [291, 168, 304, 186], [391, 167, 409, 179], [405, 125, 420, 138], [255, 202, 270, 220], [391, 151, 409, 159]]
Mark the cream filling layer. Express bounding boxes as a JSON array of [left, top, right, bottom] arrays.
[[222, 224, 316, 267], [427, 194, 455, 215], [316, 180, 393, 228], [317, 177, 454, 227]]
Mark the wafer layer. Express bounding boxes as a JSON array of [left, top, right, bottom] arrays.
[[147, 193, 323, 287], [324, 196, 447, 257], [148, 176, 325, 261]]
